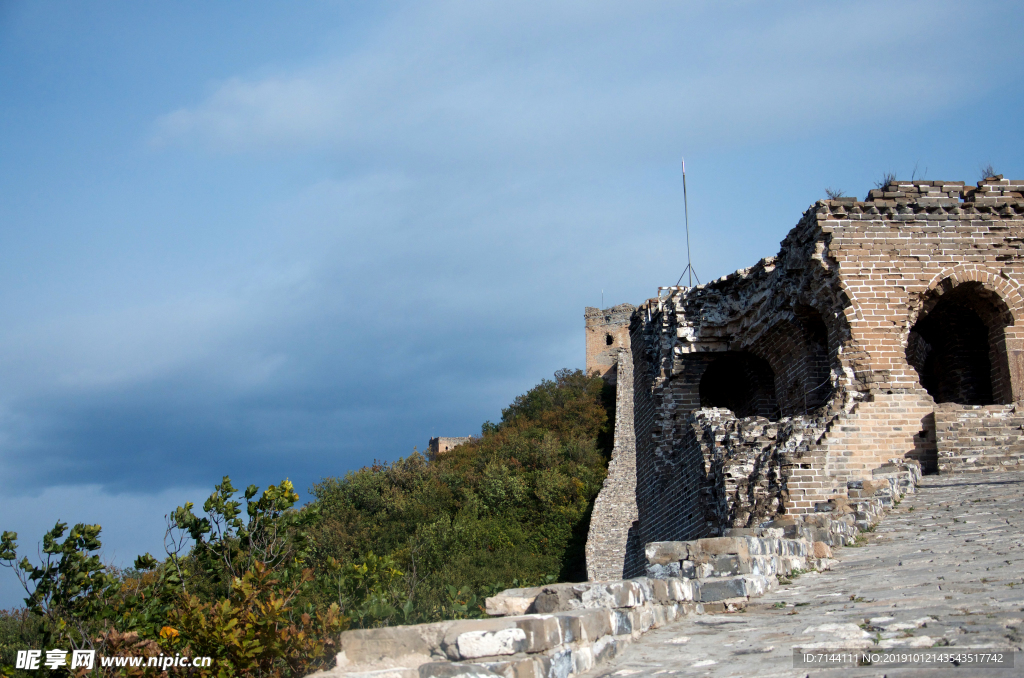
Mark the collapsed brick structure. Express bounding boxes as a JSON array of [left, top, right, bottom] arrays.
[[587, 176, 1024, 580]]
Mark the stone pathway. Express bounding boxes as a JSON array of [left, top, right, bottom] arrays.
[[584, 472, 1024, 677]]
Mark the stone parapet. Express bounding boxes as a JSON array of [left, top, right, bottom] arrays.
[[307, 467, 917, 678]]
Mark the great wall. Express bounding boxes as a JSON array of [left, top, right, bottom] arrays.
[[309, 177, 1024, 677]]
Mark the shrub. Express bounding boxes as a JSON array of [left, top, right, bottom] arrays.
[[162, 563, 343, 678]]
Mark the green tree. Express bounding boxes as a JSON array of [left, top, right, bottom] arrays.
[[1, 524, 118, 651]]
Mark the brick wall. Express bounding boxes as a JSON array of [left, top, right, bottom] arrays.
[[935, 403, 1024, 472], [819, 392, 937, 478], [585, 348, 639, 581], [627, 315, 710, 575], [819, 180, 1024, 403]]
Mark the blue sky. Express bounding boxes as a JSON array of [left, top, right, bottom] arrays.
[[1, 1, 1022, 605]]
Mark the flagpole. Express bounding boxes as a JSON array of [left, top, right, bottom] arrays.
[[683, 158, 692, 288], [675, 157, 697, 288]]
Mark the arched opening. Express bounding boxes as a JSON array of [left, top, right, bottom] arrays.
[[907, 281, 1012, 405], [605, 333, 614, 346], [790, 304, 833, 413], [699, 352, 780, 420]]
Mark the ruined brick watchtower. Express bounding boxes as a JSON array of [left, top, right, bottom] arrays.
[[585, 304, 635, 384], [586, 177, 1024, 580], [427, 436, 471, 459]]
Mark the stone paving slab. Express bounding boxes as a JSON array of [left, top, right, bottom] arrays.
[[581, 472, 1024, 677]]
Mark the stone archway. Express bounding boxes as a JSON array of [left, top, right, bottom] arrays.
[[907, 280, 1014, 404]]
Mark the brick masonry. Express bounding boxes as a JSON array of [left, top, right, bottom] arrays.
[[585, 176, 1024, 580], [585, 348, 639, 581], [934, 402, 1024, 472], [584, 305, 635, 384]]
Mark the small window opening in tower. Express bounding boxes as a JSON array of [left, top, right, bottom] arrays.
[[606, 333, 614, 346]]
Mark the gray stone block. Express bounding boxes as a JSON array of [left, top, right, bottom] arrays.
[[529, 586, 577, 614], [546, 649, 572, 678], [612, 609, 632, 635], [339, 622, 454, 668], [485, 588, 543, 617], [591, 635, 623, 663], [325, 668, 419, 678], [515, 616, 561, 654], [645, 561, 680, 580], [710, 553, 747, 576], [644, 541, 689, 565], [442, 620, 528, 660], [553, 608, 613, 644], [696, 577, 749, 602], [607, 581, 646, 608]]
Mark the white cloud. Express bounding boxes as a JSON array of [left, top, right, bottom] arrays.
[[155, 75, 342, 150], [151, 1, 1017, 157]]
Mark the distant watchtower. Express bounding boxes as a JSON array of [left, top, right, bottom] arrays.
[[584, 304, 635, 384], [428, 436, 471, 459]]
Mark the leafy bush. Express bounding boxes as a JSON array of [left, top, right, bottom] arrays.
[[163, 563, 343, 678], [0, 524, 117, 652], [166, 477, 317, 601], [0, 608, 43, 674], [1, 481, 346, 677]]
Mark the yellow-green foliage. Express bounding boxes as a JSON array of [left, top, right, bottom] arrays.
[[163, 563, 344, 678]]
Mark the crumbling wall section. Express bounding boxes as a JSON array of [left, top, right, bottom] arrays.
[[654, 207, 855, 413], [627, 311, 709, 574], [627, 211, 859, 527], [632, 177, 1024, 503], [691, 410, 828, 531], [585, 348, 639, 581]]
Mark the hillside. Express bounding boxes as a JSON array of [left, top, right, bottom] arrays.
[[306, 368, 614, 625], [0, 368, 613, 676]]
